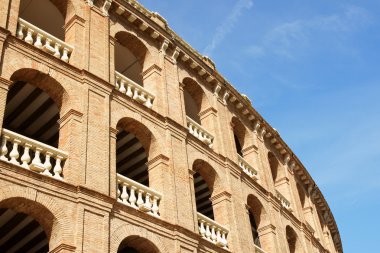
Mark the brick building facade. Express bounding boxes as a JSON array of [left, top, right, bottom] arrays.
[[0, 0, 342, 252]]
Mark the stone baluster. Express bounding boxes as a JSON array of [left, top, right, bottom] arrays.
[[145, 96, 153, 108], [17, 24, 25, 39], [20, 143, 32, 169], [34, 33, 43, 48], [31, 147, 44, 172], [205, 223, 212, 241], [119, 80, 126, 94], [42, 151, 53, 176], [136, 189, 145, 209], [129, 186, 137, 208], [9, 139, 21, 165], [53, 155, 63, 180], [61, 47, 70, 62], [53, 43, 61, 58], [24, 28, 34, 44], [199, 220, 206, 238], [143, 192, 152, 212], [126, 85, 133, 97], [120, 182, 129, 205], [211, 226, 217, 243], [0, 136, 9, 161], [151, 196, 159, 216]]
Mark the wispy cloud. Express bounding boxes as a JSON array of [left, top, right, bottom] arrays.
[[203, 0, 253, 56], [246, 5, 372, 60]]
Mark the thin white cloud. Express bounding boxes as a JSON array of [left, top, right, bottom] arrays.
[[203, 0, 253, 56], [247, 5, 372, 60]]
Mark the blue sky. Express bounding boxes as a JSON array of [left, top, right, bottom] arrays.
[[138, 0, 380, 252]]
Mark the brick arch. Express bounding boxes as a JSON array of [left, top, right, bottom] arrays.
[[285, 225, 304, 253], [191, 159, 224, 197], [112, 108, 166, 159], [110, 224, 169, 253], [247, 194, 269, 229], [182, 77, 211, 115], [110, 24, 158, 71], [0, 185, 74, 250], [231, 116, 247, 150]]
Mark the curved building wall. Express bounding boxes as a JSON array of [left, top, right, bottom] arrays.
[[0, 0, 342, 252]]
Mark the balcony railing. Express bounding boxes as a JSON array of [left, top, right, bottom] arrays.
[[275, 189, 291, 210], [0, 129, 68, 180], [254, 244, 267, 253], [115, 71, 155, 108], [17, 18, 73, 62], [237, 154, 258, 180], [117, 174, 162, 217], [186, 117, 214, 148], [197, 212, 229, 249]]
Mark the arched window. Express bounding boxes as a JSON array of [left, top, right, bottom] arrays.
[[19, 0, 65, 40], [231, 117, 246, 156], [194, 172, 214, 219], [0, 69, 68, 179], [0, 208, 49, 252], [247, 195, 269, 250], [116, 129, 149, 187], [183, 78, 207, 125], [268, 152, 279, 183], [117, 236, 159, 253], [114, 32, 148, 86], [286, 226, 300, 253]]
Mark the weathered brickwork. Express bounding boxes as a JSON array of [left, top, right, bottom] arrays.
[[0, 0, 342, 253]]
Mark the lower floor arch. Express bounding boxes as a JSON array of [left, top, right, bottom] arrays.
[[111, 223, 169, 253], [118, 235, 159, 253], [0, 207, 49, 252]]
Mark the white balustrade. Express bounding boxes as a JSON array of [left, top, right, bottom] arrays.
[[17, 18, 73, 62], [186, 117, 214, 148], [238, 154, 258, 180], [115, 71, 155, 108], [275, 189, 291, 210], [117, 173, 162, 217], [197, 212, 229, 249], [254, 244, 268, 253], [0, 129, 68, 180]]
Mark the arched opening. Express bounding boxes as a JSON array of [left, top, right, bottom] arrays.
[[0, 208, 49, 252], [116, 130, 149, 186], [231, 117, 246, 156], [117, 236, 159, 253], [19, 0, 66, 40], [286, 226, 299, 253], [194, 172, 214, 219], [1, 70, 68, 179], [268, 152, 279, 183], [192, 160, 219, 220], [115, 32, 148, 86], [183, 78, 207, 124], [0, 197, 61, 253], [116, 118, 153, 187], [296, 183, 306, 209], [4, 81, 59, 148], [247, 195, 267, 249]]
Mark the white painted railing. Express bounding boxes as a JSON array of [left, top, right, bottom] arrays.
[[117, 173, 162, 217], [115, 71, 155, 108], [197, 212, 229, 249], [0, 129, 68, 180], [17, 18, 73, 62], [186, 117, 214, 148], [238, 154, 258, 180], [275, 189, 291, 210]]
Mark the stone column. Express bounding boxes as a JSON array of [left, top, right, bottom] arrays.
[[147, 154, 177, 223], [109, 127, 119, 199], [64, 15, 86, 69], [199, 107, 219, 151], [58, 109, 85, 185], [6, 0, 20, 35], [258, 224, 279, 253], [0, 78, 10, 132]]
